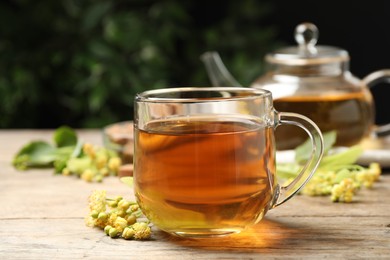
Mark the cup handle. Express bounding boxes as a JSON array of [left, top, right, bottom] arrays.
[[363, 69, 390, 137], [272, 111, 324, 207]]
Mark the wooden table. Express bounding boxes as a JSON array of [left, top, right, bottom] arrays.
[[1, 130, 389, 259]]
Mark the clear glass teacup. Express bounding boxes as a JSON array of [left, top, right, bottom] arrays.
[[133, 87, 324, 238]]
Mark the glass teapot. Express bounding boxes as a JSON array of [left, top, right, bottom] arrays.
[[202, 22, 390, 149]]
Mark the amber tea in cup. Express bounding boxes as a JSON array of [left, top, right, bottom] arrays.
[[134, 87, 324, 238]]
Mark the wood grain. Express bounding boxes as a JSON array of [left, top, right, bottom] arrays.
[[1, 130, 389, 259]]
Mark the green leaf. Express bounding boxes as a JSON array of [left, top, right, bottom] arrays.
[[53, 126, 77, 147], [53, 146, 77, 173], [12, 126, 80, 171], [333, 168, 356, 183], [54, 157, 68, 174], [276, 163, 301, 180], [295, 131, 337, 164], [82, 2, 112, 31], [71, 140, 84, 158], [319, 145, 364, 169], [12, 126, 81, 172], [120, 177, 134, 188], [13, 141, 57, 170], [66, 157, 92, 175]]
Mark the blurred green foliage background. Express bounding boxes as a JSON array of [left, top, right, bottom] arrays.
[[0, 0, 279, 128]]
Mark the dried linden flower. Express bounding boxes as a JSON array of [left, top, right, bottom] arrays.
[[331, 178, 355, 203], [108, 157, 122, 172], [88, 190, 106, 214], [114, 217, 128, 233], [86, 190, 152, 240], [132, 222, 152, 240], [122, 227, 135, 240]]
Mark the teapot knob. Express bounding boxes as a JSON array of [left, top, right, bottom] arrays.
[[295, 23, 319, 55]]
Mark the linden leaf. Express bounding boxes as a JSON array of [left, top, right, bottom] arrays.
[[120, 177, 134, 187]]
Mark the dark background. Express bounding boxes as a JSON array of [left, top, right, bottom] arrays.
[[1, 0, 389, 128], [269, 1, 390, 78]]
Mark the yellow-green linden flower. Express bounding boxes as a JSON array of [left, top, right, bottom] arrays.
[[122, 227, 135, 240], [118, 199, 131, 210], [97, 212, 108, 220], [104, 225, 112, 235], [81, 169, 94, 182], [107, 213, 118, 226], [107, 200, 118, 208], [99, 167, 110, 177], [88, 190, 106, 214], [115, 196, 123, 202], [95, 155, 108, 169], [108, 227, 118, 238], [132, 222, 151, 240], [356, 172, 371, 188], [343, 191, 354, 203], [86, 190, 152, 240], [94, 212, 109, 228], [331, 178, 355, 203], [114, 217, 128, 233], [129, 204, 139, 213], [83, 143, 96, 159], [90, 210, 99, 219], [62, 167, 71, 176], [113, 208, 126, 218], [108, 157, 122, 172], [125, 214, 137, 225], [369, 163, 381, 181], [331, 185, 342, 202]]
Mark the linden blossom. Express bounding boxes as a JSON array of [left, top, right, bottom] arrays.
[[86, 189, 151, 240], [12, 126, 122, 183], [276, 131, 382, 203]]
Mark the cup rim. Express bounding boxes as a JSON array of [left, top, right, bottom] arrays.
[[135, 87, 272, 103]]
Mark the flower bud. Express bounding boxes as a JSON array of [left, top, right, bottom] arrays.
[[107, 201, 118, 208], [108, 157, 122, 172], [129, 204, 139, 212], [132, 222, 151, 240], [118, 200, 130, 210], [114, 217, 128, 232], [125, 214, 137, 225], [108, 227, 118, 238], [62, 168, 71, 176], [122, 227, 135, 239], [97, 212, 108, 220], [90, 210, 99, 219], [81, 169, 94, 182], [104, 225, 112, 235]]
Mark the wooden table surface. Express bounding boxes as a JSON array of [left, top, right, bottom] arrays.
[[1, 130, 389, 259]]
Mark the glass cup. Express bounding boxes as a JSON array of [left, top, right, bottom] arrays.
[[134, 87, 324, 238]]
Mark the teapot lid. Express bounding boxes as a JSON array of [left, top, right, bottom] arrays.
[[266, 23, 349, 65]]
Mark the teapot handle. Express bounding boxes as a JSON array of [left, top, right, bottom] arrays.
[[363, 69, 390, 137]]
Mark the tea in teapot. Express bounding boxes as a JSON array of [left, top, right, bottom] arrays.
[[273, 90, 372, 149]]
